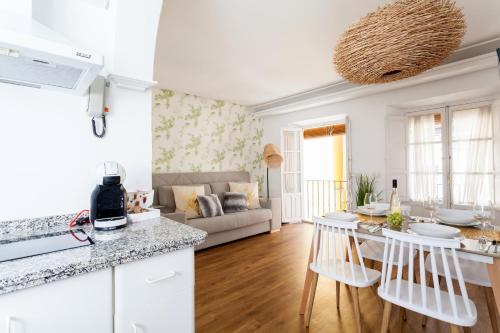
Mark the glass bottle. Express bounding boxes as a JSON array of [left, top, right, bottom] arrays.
[[389, 179, 401, 214]]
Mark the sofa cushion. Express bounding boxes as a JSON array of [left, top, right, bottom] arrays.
[[210, 182, 229, 202], [157, 185, 176, 212], [187, 208, 272, 234], [158, 184, 211, 212], [172, 185, 206, 219], [222, 192, 248, 213], [197, 194, 224, 218], [229, 182, 261, 209]]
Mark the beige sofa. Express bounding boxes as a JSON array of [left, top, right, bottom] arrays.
[[152, 171, 280, 250]]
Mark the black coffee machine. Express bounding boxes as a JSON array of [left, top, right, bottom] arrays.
[[90, 161, 127, 231]]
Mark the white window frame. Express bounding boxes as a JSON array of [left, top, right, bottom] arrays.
[[404, 98, 498, 209], [405, 107, 447, 205], [448, 101, 495, 208]]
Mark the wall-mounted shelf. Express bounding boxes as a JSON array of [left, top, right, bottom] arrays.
[[108, 74, 157, 91]]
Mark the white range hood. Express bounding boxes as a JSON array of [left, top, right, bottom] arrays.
[[0, 11, 103, 95]]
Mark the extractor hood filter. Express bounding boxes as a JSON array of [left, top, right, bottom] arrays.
[[0, 52, 83, 89], [0, 12, 103, 94]]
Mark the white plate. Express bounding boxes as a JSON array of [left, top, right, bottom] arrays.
[[357, 207, 387, 216], [410, 223, 461, 239], [407, 228, 465, 241], [436, 208, 475, 224], [324, 212, 357, 221], [436, 218, 480, 227]]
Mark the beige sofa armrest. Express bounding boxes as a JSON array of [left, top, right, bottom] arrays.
[[259, 197, 271, 209], [160, 211, 186, 224], [259, 197, 281, 232]]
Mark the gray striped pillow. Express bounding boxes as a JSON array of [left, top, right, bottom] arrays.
[[222, 192, 248, 213], [197, 194, 224, 218]]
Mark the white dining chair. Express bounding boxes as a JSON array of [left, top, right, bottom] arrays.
[[422, 254, 498, 333], [360, 239, 415, 267], [378, 229, 477, 333], [360, 205, 415, 269], [305, 217, 381, 333]]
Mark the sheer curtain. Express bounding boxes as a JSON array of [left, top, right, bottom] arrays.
[[452, 106, 492, 204], [408, 113, 441, 201]]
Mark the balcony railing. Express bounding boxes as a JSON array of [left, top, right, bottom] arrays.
[[304, 180, 348, 220]]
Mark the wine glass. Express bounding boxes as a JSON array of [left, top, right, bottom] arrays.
[[364, 193, 377, 223], [345, 182, 354, 212], [423, 196, 439, 223], [473, 201, 495, 250], [401, 204, 411, 229]]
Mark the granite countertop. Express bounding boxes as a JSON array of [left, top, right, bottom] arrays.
[[0, 215, 207, 295]]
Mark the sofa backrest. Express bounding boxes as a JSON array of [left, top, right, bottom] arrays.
[[152, 171, 251, 212]]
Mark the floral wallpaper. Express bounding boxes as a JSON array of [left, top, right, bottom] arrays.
[[152, 89, 265, 193]]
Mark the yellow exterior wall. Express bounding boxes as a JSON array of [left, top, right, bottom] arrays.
[[332, 135, 344, 181]]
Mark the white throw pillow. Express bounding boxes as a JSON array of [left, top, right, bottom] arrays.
[[172, 185, 205, 219], [229, 182, 261, 209]]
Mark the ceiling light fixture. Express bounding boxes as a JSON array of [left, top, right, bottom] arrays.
[[333, 0, 466, 85]]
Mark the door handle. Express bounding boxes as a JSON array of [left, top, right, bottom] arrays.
[[131, 322, 140, 333], [145, 270, 176, 284]]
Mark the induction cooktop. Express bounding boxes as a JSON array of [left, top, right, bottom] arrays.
[[0, 229, 93, 263]]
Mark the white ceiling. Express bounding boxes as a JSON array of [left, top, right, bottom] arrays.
[[154, 0, 500, 105]]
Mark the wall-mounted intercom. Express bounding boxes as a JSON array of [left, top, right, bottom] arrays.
[[87, 76, 109, 138]]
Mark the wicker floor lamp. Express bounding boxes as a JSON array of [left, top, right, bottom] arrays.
[[263, 144, 283, 201]]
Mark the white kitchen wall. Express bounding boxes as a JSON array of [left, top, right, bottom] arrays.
[[0, 0, 162, 221], [262, 67, 500, 200]]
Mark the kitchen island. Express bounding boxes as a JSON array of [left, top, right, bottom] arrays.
[[0, 214, 207, 333]]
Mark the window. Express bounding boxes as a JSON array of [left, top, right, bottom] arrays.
[[450, 106, 493, 205], [407, 113, 444, 202], [406, 103, 497, 206]]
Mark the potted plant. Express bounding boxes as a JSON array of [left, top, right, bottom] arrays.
[[354, 174, 383, 208]]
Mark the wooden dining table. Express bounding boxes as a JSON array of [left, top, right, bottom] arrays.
[[299, 214, 500, 315]]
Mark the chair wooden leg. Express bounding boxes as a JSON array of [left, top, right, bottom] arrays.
[[336, 281, 341, 309], [485, 287, 499, 333], [449, 324, 461, 333], [421, 313, 428, 327], [463, 327, 472, 333], [300, 233, 318, 315], [305, 273, 319, 327], [370, 281, 384, 309], [351, 286, 362, 333], [380, 301, 392, 333], [399, 306, 405, 331]]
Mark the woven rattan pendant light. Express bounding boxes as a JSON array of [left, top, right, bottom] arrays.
[[333, 0, 466, 84]]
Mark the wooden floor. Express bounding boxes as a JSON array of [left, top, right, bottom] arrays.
[[195, 223, 498, 333]]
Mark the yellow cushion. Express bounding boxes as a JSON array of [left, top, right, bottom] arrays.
[[172, 185, 205, 219], [229, 182, 261, 209]]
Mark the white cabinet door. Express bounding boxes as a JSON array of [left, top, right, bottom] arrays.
[[114, 248, 195, 333], [281, 128, 304, 223], [0, 269, 113, 333]]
